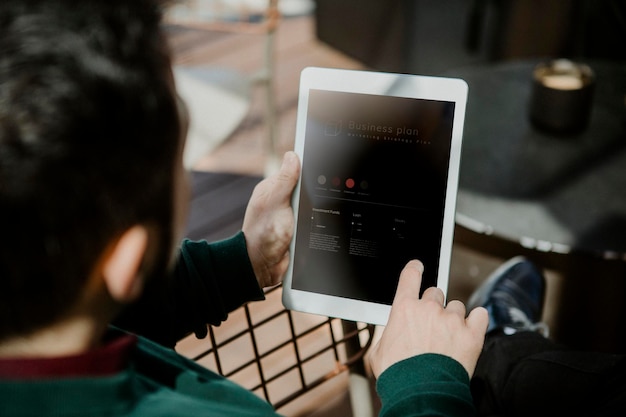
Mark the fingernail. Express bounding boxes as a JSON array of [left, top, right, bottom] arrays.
[[282, 151, 293, 168], [408, 259, 424, 274]]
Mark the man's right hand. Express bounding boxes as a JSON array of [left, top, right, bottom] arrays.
[[368, 260, 489, 379]]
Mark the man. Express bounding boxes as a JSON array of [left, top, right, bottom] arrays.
[[0, 0, 297, 415], [0, 1, 488, 416]]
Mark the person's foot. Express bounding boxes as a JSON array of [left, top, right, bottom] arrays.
[[467, 256, 549, 337]]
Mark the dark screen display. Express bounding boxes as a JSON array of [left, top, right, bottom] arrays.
[[292, 89, 456, 305]]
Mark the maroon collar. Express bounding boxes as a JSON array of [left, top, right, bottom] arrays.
[[0, 333, 137, 379]]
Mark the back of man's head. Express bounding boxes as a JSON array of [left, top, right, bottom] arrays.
[[0, 0, 181, 341]]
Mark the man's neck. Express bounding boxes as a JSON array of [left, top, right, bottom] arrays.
[[0, 315, 104, 358]]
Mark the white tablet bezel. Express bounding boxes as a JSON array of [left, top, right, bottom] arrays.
[[282, 67, 468, 326]]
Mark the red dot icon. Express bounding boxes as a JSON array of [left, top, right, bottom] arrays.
[[345, 178, 355, 189]]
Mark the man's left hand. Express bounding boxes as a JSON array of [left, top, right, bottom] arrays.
[[242, 151, 301, 288]]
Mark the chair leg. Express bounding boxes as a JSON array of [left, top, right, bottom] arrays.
[[261, 23, 280, 176], [342, 320, 376, 417]]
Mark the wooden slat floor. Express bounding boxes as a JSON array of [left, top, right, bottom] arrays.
[[166, 13, 366, 176], [166, 11, 564, 417]]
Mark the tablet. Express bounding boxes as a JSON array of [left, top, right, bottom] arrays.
[[282, 67, 468, 326]]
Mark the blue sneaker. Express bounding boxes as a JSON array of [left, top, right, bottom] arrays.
[[467, 256, 549, 337]]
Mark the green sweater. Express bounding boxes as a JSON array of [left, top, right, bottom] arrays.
[[0, 333, 472, 417], [0, 232, 475, 417], [377, 354, 476, 417], [0, 329, 278, 416]]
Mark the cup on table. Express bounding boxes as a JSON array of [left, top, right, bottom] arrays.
[[528, 59, 595, 135]]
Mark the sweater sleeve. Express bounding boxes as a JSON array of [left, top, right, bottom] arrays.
[[376, 353, 476, 417], [174, 232, 266, 337], [113, 231, 265, 348]]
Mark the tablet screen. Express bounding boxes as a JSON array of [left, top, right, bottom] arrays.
[[291, 88, 456, 305]]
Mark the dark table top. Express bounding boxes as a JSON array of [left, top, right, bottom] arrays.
[[446, 59, 626, 259]]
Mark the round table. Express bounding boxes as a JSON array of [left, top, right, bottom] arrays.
[[449, 59, 626, 259], [446, 59, 626, 352]]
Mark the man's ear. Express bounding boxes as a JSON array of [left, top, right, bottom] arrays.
[[101, 225, 149, 303]]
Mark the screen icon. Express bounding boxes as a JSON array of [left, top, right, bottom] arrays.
[[325, 120, 342, 136]]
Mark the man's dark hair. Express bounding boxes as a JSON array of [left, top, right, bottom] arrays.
[[0, 0, 181, 340]]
